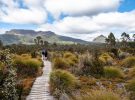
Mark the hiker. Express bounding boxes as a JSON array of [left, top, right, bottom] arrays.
[[42, 49, 48, 60]]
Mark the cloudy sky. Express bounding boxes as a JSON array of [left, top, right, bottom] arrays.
[[0, 0, 135, 41]]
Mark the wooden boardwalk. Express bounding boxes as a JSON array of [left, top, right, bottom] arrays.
[[27, 61, 54, 100]]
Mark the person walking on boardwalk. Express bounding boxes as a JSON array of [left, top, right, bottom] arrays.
[[42, 49, 48, 60]]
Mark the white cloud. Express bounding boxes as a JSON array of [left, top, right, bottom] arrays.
[[0, 0, 135, 41], [23, 0, 45, 8], [0, 29, 7, 34], [1, 8, 47, 24], [0, 0, 47, 24], [45, 0, 121, 19], [37, 10, 135, 41]]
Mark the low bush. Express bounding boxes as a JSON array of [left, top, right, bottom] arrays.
[[126, 79, 135, 100], [66, 57, 78, 66], [79, 76, 96, 87], [121, 56, 135, 68], [21, 54, 31, 59], [126, 79, 135, 92], [104, 67, 124, 78], [128, 67, 135, 77], [50, 70, 77, 97], [16, 77, 35, 100], [31, 51, 37, 58], [80, 55, 104, 77], [77, 90, 121, 100], [110, 48, 118, 57], [118, 52, 130, 59], [63, 52, 74, 58], [99, 53, 113, 65], [13, 57, 41, 77], [64, 52, 78, 66], [53, 58, 69, 69]]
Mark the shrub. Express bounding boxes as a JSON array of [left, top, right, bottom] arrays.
[[81, 55, 104, 77], [99, 53, 113, 65], [16, 77, 35, 100], [110, 48, 118, 57], [79, 76, 96, 87], [13, 58, 41, 77], [104, 67, 124, 78], [66, 56, 78, 66], [0, 62, 5, 85], [126, 79, 135, 100], [78, 90, 121, 100], [21, 54, 31, 59], [50, 70, 77, 96], [128, 67, 135, 77], [121, 56, 135, 68], [63, 52, 74, 58], [53, 58, 69, 69], [64, 52, 78, 66], [31, 51, 37, 58], [118, 52, 130, 59], [126, 79, 135, 92], [0, 49, 18, 100]]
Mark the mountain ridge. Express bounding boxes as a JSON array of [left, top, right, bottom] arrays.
[[93, 35, 107, 43], [0, 29, 89, 45]]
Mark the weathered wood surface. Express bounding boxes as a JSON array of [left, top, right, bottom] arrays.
[[27, 61, 54, 100]]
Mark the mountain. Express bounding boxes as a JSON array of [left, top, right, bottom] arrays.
[[0, 29, 88, 45], [93, 35, 107, 43]]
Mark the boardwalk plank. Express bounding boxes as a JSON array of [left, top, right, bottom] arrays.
[[26, 61, 54, 100]]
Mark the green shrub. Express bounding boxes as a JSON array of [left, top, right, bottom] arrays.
[[0, 64, 5, 85], [64, 52, 78, 66], [99, 53, 113, 65], [25, 59, 41, 68], [126, 79, 135, 92], [66, 56, 78, 66], [110, 48, 118, 57], [0, 49, 18, 100], [118, 52, 130, 59], [63, 52, 74, 58], [128, 67, 135, 77], [50, 70, 77, 95], [13, 58, 41, 77], [122, 56, 135, 68], [126, 79, 135, 100], [78, 90, 120, 100], [104, 67, 124, 78], [31, 51, 37, 58], [53, 58, 69, 69], [81, 55, 104, 77], [21, 54, 31, 59]]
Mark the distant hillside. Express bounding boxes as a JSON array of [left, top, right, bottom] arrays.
[[0, 29, 88, 45], [93, 35, 107, 43]]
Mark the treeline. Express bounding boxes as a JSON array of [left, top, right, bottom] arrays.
[[0, 32, 135, 55]]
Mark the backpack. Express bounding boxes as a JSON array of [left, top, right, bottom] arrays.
[[42, 50, 45, 55]]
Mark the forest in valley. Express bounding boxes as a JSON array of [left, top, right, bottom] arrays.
[[0, 32, 135, 100]]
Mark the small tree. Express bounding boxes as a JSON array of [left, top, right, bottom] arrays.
[[106, 32, 116, 48], [36, 36, 42, 45], [40, 40, 44, 46], [44, 41, 49, 46], [133, 34, 135, 42], [121, 32, 130, 47], [34, 39, 38, 45], [81, 50, 104, 78]]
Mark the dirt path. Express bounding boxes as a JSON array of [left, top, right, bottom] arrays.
[[27, 61, 54, 100]]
